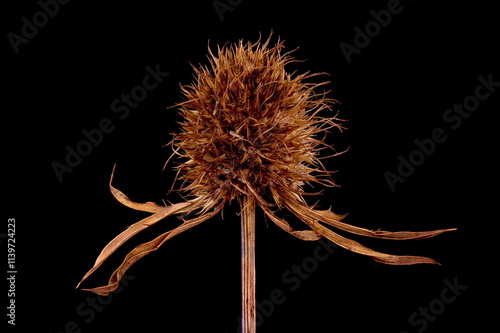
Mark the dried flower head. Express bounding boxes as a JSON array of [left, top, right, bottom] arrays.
[[171, 34, 342, 217], [78, 33, 455, 333]]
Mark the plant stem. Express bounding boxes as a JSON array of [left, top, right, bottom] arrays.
[[241, 195, 256, 333]]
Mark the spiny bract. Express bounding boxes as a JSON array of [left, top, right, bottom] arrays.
[[172, 34, 342, 210]]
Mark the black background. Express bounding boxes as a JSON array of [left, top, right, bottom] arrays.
[[4, 0, 498, 332]]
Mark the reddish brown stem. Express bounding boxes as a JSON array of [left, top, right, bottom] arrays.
[[241, 195, 256, 333]]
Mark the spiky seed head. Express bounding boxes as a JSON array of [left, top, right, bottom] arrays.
[[171, 34, 343, 210], [77, 34, 456, 299]]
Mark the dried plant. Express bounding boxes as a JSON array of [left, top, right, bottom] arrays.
[[77, 33, 455, 332]]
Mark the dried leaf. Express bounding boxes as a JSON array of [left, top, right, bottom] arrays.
[[302, 206, 456, 240], [309, 220, 440, 265], [261, 204, 321, 241], [76, 201, 193, 289], [82, 205, 221, 296], [109, 164, 164, 213], [283, 196, 453, 265]]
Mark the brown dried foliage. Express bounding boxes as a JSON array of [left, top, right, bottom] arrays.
[[78, 34, 455, 298]]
